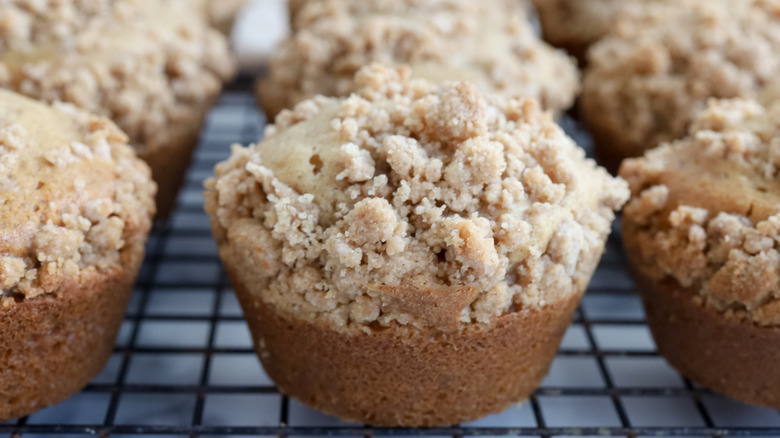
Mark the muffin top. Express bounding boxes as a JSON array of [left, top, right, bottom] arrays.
[[621, 98, 780, 327], [207, 64, 627, 333], [0, 0, 236, 155], [262, 0, 579, 117], [582, 0, 780, 159], [0, 90, 156, 305]]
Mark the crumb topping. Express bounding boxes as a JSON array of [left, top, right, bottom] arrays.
[[0, 0, 236, 156], [262, 0, 579, 116], [207, 64, 627, 333], [0, 90, 156, 305], [621, 98, 780, 327], [582, 0, 780, 158]]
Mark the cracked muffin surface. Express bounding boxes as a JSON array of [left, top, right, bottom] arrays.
[[260, 0, 579, 118], [621, 98, 780, 327], [208, 64, 627, 333], [0, 89, 156, 304], [582, 0, 780, 165]]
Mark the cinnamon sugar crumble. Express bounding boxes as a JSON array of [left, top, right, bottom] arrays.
[[0, 91, 156, 302], [207, 65, 627, 333], [261, 0, 579, 117], [0, 0, 236, 155], [622, 99, 780, 327]]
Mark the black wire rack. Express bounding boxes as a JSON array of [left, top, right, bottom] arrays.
[[2, 80, 780, 438]]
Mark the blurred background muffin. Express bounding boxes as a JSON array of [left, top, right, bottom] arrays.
[[581, 0, 780, 172], [206, 64, 628, 426], [258, 0, 578, 119], [0, 0, 236, 218], [621, 98, 780, 411]]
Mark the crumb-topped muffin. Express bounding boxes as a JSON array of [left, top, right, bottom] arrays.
[[207, 64, 627, 426], [259, 0, 579, 119], [581, 0, 780, 172], [621, 98, 780, 410], [530, 0, 691, 61], [0, 90, 156, 421], [0, 0, 236, 218]]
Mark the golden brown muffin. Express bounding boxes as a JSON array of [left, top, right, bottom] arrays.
[[0, 0, 236, 218], [621, 98, 780, 410], [530, 0, 691, 61], [206, 64, 628, 426], [582, 0, 780, 173], [0, 89, 156, 421], [259, 0, 579, 119]]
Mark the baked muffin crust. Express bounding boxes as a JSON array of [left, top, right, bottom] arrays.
[[621, 98, 780, 327], [260, 0, 579, 118], [208, 64, 627, 333], [0, 89, 156, 303], [582, 0, 780, 165]]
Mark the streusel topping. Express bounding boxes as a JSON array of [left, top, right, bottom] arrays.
[[0, 0, 236, 156], [207, 64, 627, 333], [0, 90, 156, 305], [261, 0, 579, 116], [622, 98, 780, 327], [582, 0, 780, 159]]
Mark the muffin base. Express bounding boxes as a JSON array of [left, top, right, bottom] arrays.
[[229, 271, 582, 427], [633, 274, 780, 410], [0, 250, 142, 421]]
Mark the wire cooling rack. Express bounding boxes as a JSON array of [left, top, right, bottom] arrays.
[[2, 80, 780, 438]]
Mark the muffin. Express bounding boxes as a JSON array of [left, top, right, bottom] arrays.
[[581, 0, 780, 172], [259, 0, 579, 119], [621, 98, 780, 410], [0, 90, 156, 421], [206, 64, 628, 426], [0, 0, 236, 218], [530, 0, 691, 61], [205, 0, 247, 35]]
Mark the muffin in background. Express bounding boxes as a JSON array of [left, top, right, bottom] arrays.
[[581, 0, 780, 172], [621, 98, 780, 410], [206, 64, 628, 426], [259, 0, 579, 119], [530, 0, 693, 61], [0, 0, 236, 218], [0, 90, 156, 421]]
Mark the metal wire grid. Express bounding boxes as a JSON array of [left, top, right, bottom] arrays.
[[2, 82, 780, 438]]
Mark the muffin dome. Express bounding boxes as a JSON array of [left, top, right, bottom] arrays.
[[0, 89, 155, 421], [259, 0, 579, 118], [622, 98, 780, 326], [0, 89, 155, 301], [209, 64, 627, 332], [582, 0, 780, 167]]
